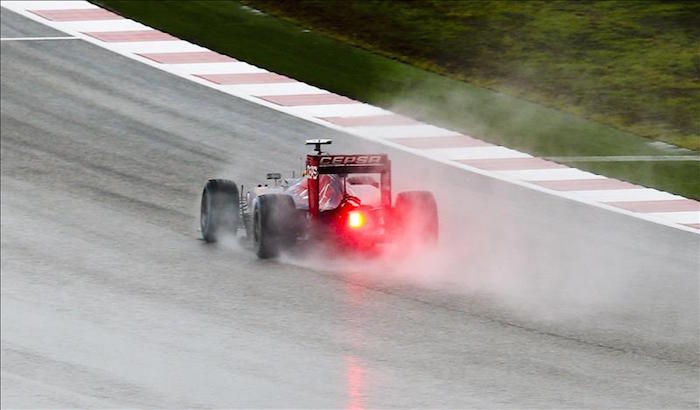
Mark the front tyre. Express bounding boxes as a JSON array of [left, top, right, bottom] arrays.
[[201, 179, 240, 243]]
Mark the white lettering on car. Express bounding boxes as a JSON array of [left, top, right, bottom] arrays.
[[319, 155, 383, 166]]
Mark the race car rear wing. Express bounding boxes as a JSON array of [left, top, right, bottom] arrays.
[[306, 152, 391, 217]]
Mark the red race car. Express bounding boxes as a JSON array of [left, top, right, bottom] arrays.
[[200, 139, 438, 258]]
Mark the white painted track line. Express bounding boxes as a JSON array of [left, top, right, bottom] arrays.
[[649, 211, 700, 224], [567, 189, 683, 202]]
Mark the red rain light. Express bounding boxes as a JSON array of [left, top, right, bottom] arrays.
[[348, 211, 366, 229]]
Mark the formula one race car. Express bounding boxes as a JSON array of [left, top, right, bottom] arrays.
[[200, 139, 438, 258]]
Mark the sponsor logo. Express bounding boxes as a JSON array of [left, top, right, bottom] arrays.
[[319, 155, 383, 166], [306, 164, 318, 179]]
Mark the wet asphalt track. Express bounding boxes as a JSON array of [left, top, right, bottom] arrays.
[[1, 9, 698, 408]]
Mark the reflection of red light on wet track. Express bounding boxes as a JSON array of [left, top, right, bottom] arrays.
[[347, 280, 367, 303], [346, 355, 365, 410], [345, 279, 367, 410]]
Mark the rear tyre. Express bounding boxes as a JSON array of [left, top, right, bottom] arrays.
[[392, 191, 438, 245], [253, 194, 298, 259], [201, 179, 240, 243]]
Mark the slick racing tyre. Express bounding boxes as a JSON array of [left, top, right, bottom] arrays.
[[253, 194, 298, 259], [393, 191, 438, 245], [201, 179, 240, 243]]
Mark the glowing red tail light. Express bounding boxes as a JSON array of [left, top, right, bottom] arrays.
[[347, 210, 366, 229]]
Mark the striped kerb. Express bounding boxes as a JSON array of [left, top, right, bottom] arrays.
[[321, 114, 417, 127], [534, 179, 640, 191], [195, 73, 295, 85], [606, 199, 700, 213], [259, 94, 356, 106], [83, 30, 177, 42], [389, 135, 490, 149], [30, 8, 122, 21], [458, 157, 566, 170], [138, 52, 236, 64]]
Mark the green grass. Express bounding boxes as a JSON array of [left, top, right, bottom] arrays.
[[248, 0, 700, 151], [96, 0, 700, 199]]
